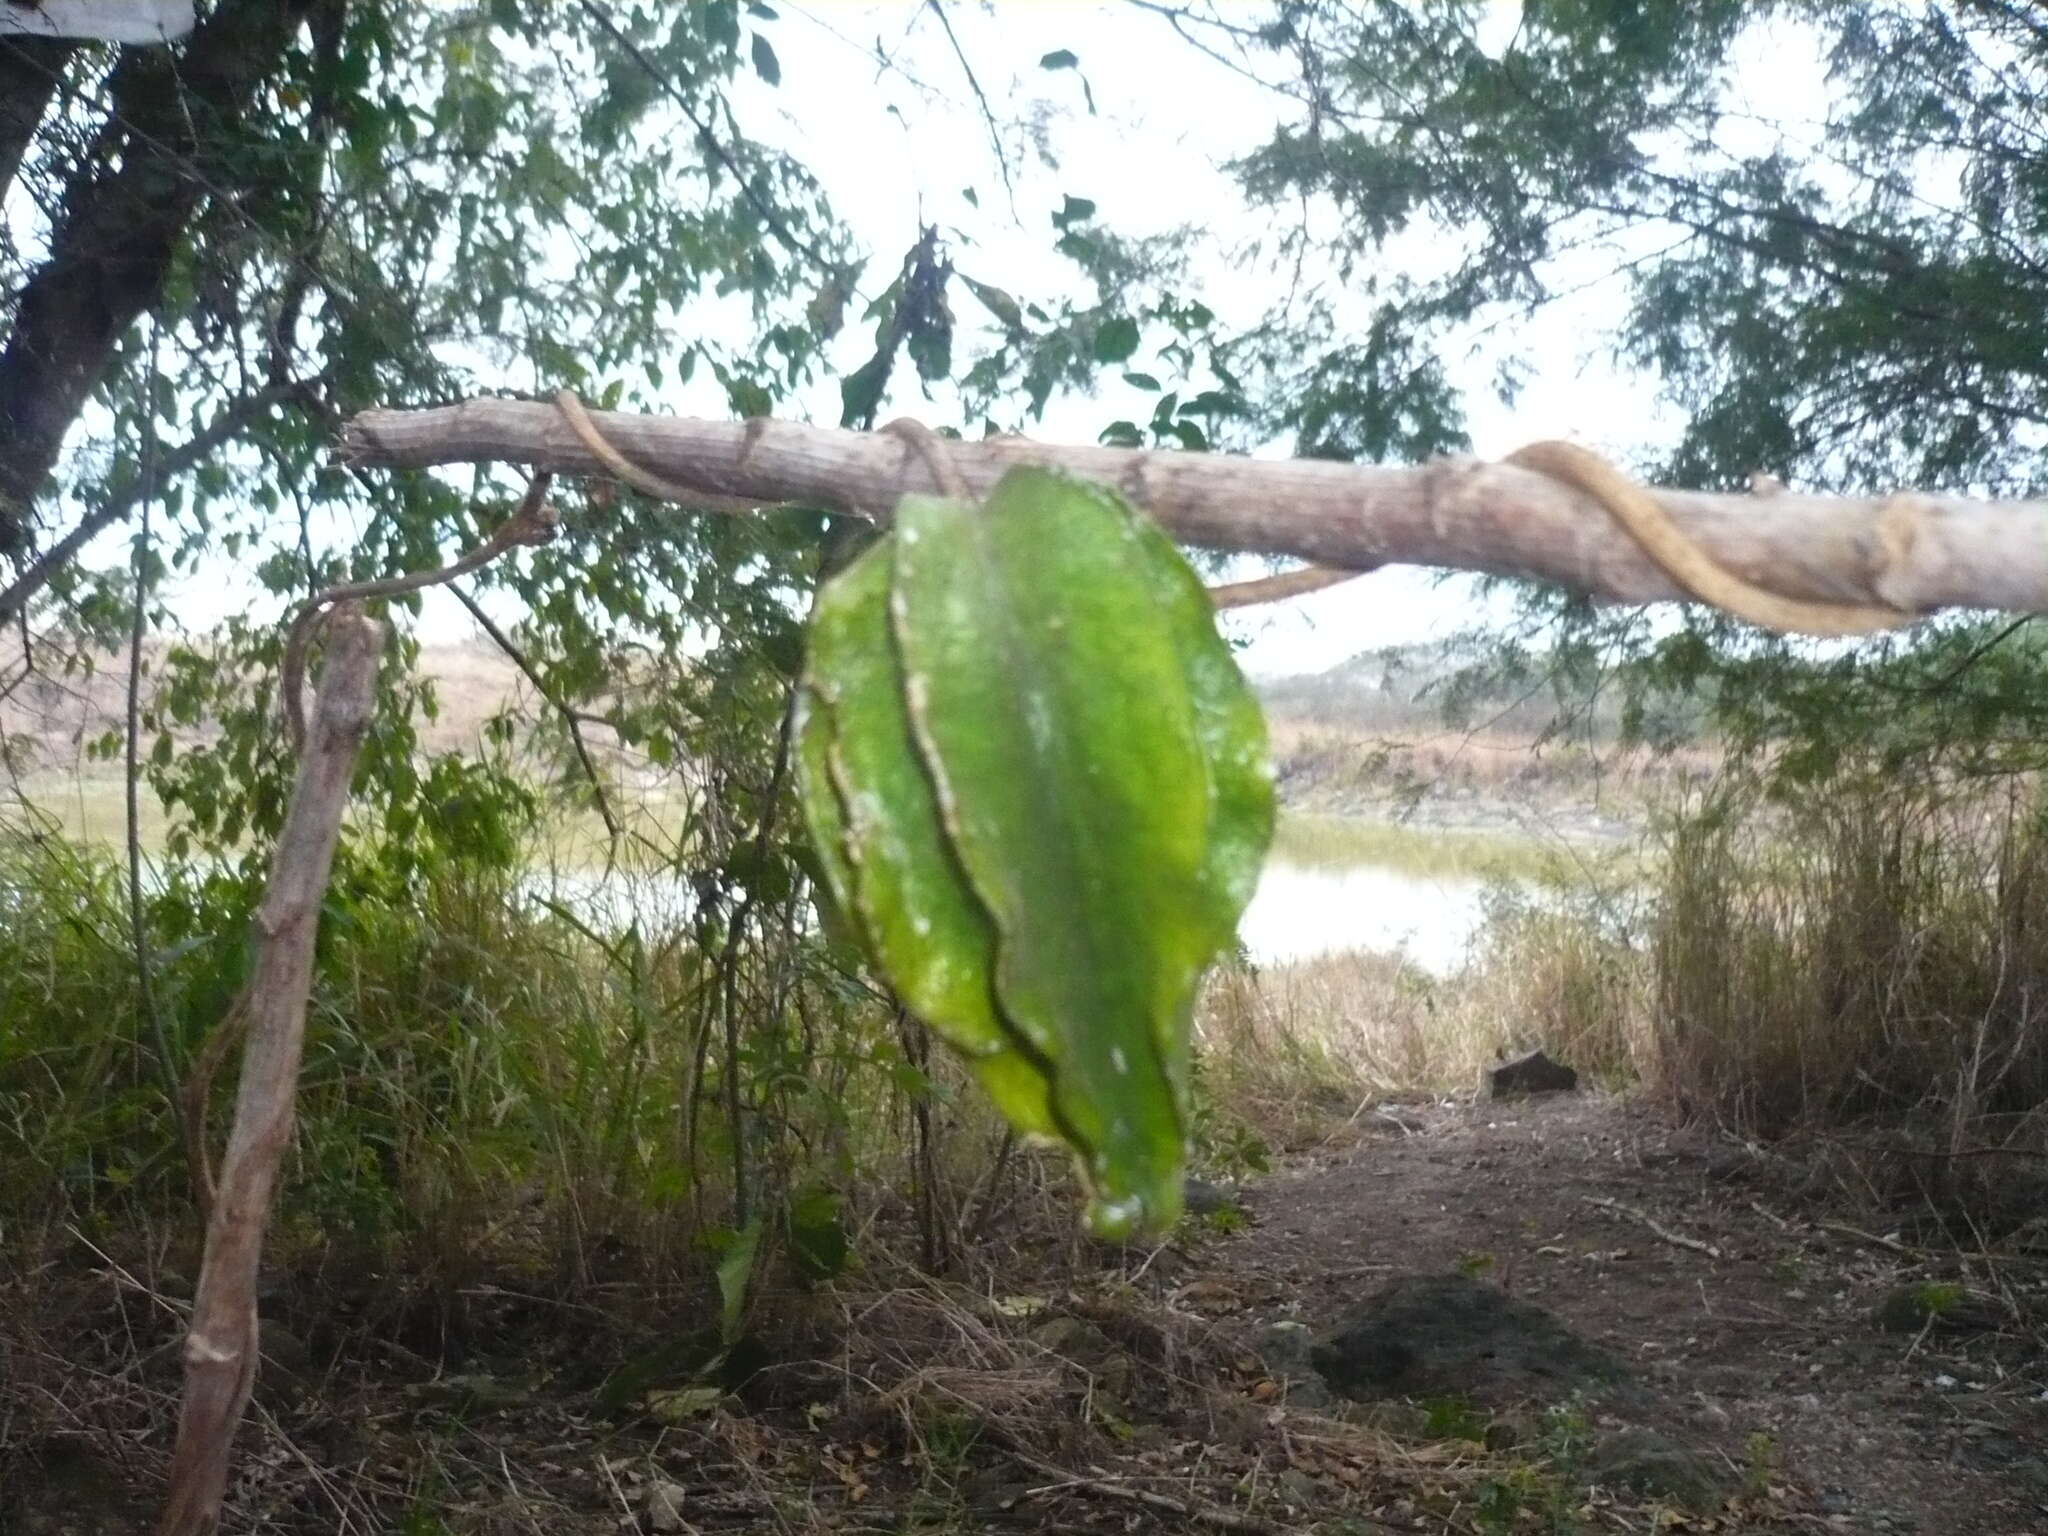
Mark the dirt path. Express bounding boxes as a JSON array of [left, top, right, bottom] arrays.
[[1199, 1093, 2048, 1536], [10, 1093, 2046, 1534]]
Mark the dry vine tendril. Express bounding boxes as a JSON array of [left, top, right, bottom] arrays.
[[280, 474, 558, 751]]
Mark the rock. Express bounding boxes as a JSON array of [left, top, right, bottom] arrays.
[[1586, 1429, 1734, 1511], [1256, 1319, 1316, 1375], [1255, 1319, 1333, 1410], [1484, 1049, 1579, 1099], [1310, 1272, 1622, 1401], [1182, 1176, 1239, 1217], [645, 1478, 690, 1532]]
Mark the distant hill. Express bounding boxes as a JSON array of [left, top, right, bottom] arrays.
[[1, 634, 539, 776], [1257, 637, 1705, 745]]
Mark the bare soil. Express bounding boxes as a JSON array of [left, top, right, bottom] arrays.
[[1210, 1093, 2048, 1536], [6, 1093, 2045, 1534]]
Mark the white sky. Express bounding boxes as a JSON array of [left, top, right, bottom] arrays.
[[143, 2, 1827, 678]]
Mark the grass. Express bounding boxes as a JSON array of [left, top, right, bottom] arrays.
[[8, 737, 2047, 1530], [1644, 779, 2048, 1225], [1268, 810, 1571, 881], [1264, 713, 1719, 826]]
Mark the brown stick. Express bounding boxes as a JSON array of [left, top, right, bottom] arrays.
[[279, 474, 556, 752], [157, 607, 385, 1536], [340, 399, 2048, 623]]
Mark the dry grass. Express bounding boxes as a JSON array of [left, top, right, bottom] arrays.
[[1645, 782, 2048, 1231]]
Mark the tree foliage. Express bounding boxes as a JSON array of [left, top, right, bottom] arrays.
[[1168, 0, 2048, 776]]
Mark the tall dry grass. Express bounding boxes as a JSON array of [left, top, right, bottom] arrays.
[[1647, 782, 2048, 1214], [1196, 872, 1646, 1145]]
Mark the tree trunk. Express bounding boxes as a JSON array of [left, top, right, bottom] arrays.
[[0, 0, 318, 559], [0, 34, 75, 205], [156, 606, 383, 1536]]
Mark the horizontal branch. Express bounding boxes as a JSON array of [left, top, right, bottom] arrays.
[[340, 399, 2048, 621]]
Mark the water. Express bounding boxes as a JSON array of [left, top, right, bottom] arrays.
[[536, 819, 1500, 978], [1237, 857, 1489, 975]]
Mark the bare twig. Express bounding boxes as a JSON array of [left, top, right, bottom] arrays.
[[445, 581, 622, 844], [280, 475, 556, 751], [125, 325, 178, 1137], [1583, 1195, 1724, 1259], [1010, 1451, 1282, 1535], [1208, 562, 1371, 608]]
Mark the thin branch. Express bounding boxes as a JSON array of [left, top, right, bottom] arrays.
[[924, 0, 1017, 216], [125, 329, 177, 1145], [1583, 1195, 1723, 1259], [569, 0, 838, 275], [444, 581, 622, 843], [280, 475, 558, 750], [0, 376, 325, 628]]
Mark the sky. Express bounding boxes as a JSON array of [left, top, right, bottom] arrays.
[[728, 0, 1782, 673], [144, 2, 1825, 679]]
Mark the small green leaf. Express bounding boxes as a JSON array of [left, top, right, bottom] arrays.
[[1093, 316, 1140, 364], [646, 1385, 726, 1422], [750, 33, 781, 86], [961, 272, 1023, 330], [715, 1217, 763, 1346], [1052, 194, 1097, 229], [1122, 371, 1161, 391], [1040, 48, 1079, 70]]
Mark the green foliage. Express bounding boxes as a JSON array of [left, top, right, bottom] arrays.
[[1215, 1, 2048, 779], [798, 466, 1275, 1239], [0, 812, 902, 1284]]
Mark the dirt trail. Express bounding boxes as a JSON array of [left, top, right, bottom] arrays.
[[9, 1094, 2046, 1534], [1202, 1093, 2048, 1536]]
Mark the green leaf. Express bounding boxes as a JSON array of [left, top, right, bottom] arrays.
[[797, 467, 1273, 1240], [1122, 371, 1161, 391], [796, 549, 1060, 1139], [714, 1216, 764, 1346], [786, 1188, 850, 1282], [1052, 194, 1097, 229], [750, 33, 781, 86], [1093, 316, 1140, 364], [1040, 49, 1079, 70], [960, 273, 1023, 330]]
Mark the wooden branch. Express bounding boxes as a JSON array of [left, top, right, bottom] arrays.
[[342, 398, 2048, 621], [1583, 1195, 1724, 1260], [158, 606, 384, 1536]]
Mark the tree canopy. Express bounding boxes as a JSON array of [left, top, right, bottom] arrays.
[[7, 0, 2048, 854]]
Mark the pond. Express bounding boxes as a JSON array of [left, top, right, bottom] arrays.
[[535, 812, 1529, 979], [1237, 856, 1491, 975]]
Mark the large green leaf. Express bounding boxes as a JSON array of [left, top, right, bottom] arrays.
[[796, 465, 1273, 1240], [795, 544, 1059, 1140]]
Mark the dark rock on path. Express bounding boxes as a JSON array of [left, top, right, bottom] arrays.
[[1310, 1271, 1623, 1401], [1484, 1049, 1578, 1099]]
